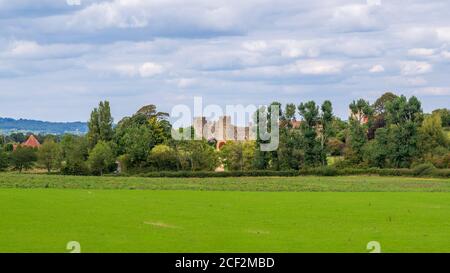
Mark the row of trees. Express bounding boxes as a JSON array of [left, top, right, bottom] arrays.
[[0, 93, 449, 175]]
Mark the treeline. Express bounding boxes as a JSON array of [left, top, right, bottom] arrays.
[[0, 117, 87, 135], [0, 92, 449, 176]]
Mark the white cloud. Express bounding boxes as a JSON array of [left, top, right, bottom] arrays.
[[290, 60, 343, 75], [408, 48, 435, 57], [436, 27, 450, 42], [176, 78, 198, 88], [406, 77, 427, 86], [139, 62, 164, 78], [8, 40, 40, 56], [441, 51, 450, 59], [2, 40, 91, 59], [330, 4, 383, 32], [279, 40, 320, 58], [400, 61, 432, 76], [1, 0, 450, 121], [242, 41, 268, 52], [366, 0, 381, 6], [369, 64, 384, 73], [414, 87, 450, 96], [113, 64, 138, 77]]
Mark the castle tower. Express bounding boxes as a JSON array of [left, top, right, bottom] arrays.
[[193, 117, 207, 140], [216, 116, 233, 141]]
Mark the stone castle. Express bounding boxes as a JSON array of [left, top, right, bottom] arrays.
[[193, 116, 255, 142]]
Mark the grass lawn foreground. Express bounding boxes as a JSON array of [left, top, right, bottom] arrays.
[[0, 174, 449, 253]]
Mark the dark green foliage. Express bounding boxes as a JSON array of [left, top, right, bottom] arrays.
[[0, 150, 9, 171], [432, 108, 450, 127], [37, 140, 62, 173], [147, 144, 179, 171], [87, 101, 114, 148], [10, 146, 37, 173], [347, 99, 373, 163], [122, 167, 449, 178], [412, 163, 436, 176], [364, 128, 389, 168], [88, 141, 116, 176], [373, 92, 398, 115], [113, 104, 171, 168], [384, 95, 423, 168], [220, 141, 255, 171], [176, 140, 219, 171], [298, 101, 322, 167], [60, 134, 89, 175]]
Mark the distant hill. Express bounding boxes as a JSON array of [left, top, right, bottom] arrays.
[[0, 117, 88, 135]]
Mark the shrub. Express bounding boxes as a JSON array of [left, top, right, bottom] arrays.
[[61, 161, 90, 176], [412, 163, 436, 176], [88, 141, 116, 176], [301, 166, 338, 176], [147, 145, 178, 171], [0, 151, 9, 171], [432, 168, 450, 178], [10, 146, 37, 173]]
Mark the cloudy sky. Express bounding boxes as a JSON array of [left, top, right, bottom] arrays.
[[0, 0, 449, 122]]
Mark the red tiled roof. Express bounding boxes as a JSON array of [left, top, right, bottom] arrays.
[[22, 135, 41, 148], [291, 120, 302, 129]]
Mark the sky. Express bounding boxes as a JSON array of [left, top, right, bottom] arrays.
[[0, 0, 449, 123]]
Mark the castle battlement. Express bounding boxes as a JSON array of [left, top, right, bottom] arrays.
[[193, 116, 255, 141]]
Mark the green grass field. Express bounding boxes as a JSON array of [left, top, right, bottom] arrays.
[[0, 174, 449, 253]]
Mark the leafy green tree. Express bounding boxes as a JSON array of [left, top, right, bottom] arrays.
[[87, 108, 100, 149], [319, 100, 334, 165], [148, 144, 179, 171], [363, 128, 389, 168], [177, 140, 219, 171], [368, 92, 398, 139], [98, 101, 114, 142], [114, 105, 171, 162], [419, 113, 448, 154], [347, 99, 373, 164], [88, 141, 116, 176], [11, 146, 37, 173], [122, 125, 154, 168], [253, 105, 270, 169], [284, 103, 297, 126], [298, 101, 322, 167], [136, 104, 169, 120], [61, 134, 90, 175], [432, 108, 450, 127], [385, 95, 423, 168], [373, 92, 398, 116], [220, 141, 255, 171], [87, 101, 114, 149], [37, 140, 62, 173], [0, 150, 9, 171], [327, 137, 345, 156]]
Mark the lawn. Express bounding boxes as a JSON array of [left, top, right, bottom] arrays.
[[0, 174, 449, 253], [1, 173, 450, 192]]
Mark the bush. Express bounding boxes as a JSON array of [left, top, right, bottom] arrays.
[[412, 163, 436, 176], [117, 166, 450, 178], [0, 151, 9, 171], [300, 166, 338, 176], [61, 161, 90, 176], [134, 170, 299, 178], [432, 168, 450, 178], [147, 145, 178, 171], [10, 146, 37, 173]]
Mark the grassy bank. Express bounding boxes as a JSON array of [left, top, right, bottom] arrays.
[[0, 173, 449, 192]]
